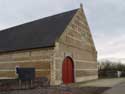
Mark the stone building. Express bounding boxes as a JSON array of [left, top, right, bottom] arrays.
[[0, 5, 98, 85]]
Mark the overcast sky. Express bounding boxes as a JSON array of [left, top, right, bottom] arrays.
[[0, 0, 125, 59]]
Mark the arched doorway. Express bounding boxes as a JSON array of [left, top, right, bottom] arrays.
[[62, 56, 74, 84]]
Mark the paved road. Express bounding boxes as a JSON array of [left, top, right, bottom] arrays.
[[71, 78, 125, 88], [103, 82, 125, 94]]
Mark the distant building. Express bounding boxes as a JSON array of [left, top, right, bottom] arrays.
[[0, 5, 97, 85]]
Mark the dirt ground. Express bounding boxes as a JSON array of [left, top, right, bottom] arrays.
[[1, 78, 125, 94], [0, 86, 109, 94]]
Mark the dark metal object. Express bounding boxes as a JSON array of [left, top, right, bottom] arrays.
[[16, 68, 35, 80], [16, 68, 35, 89]]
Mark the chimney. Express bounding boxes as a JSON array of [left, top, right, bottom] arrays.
[[80, 3, 83, 9]]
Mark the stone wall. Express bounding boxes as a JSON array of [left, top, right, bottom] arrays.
[[53, 8, 98, 85], [0, 48, 54, 81]]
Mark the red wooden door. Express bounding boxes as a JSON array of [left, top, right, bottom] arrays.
[[62, 57, 74, 84]]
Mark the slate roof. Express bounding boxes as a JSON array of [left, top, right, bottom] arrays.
[[0, 9, 78, 53]]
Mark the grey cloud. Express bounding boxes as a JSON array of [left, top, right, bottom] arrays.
[[82, 0, 125, 59], [0, 0, 77, 30]]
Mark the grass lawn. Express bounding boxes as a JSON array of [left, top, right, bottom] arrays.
[[70, 78, 125, 87]]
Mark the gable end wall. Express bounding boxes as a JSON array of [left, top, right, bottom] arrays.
[[53, 8, 98, 85]]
